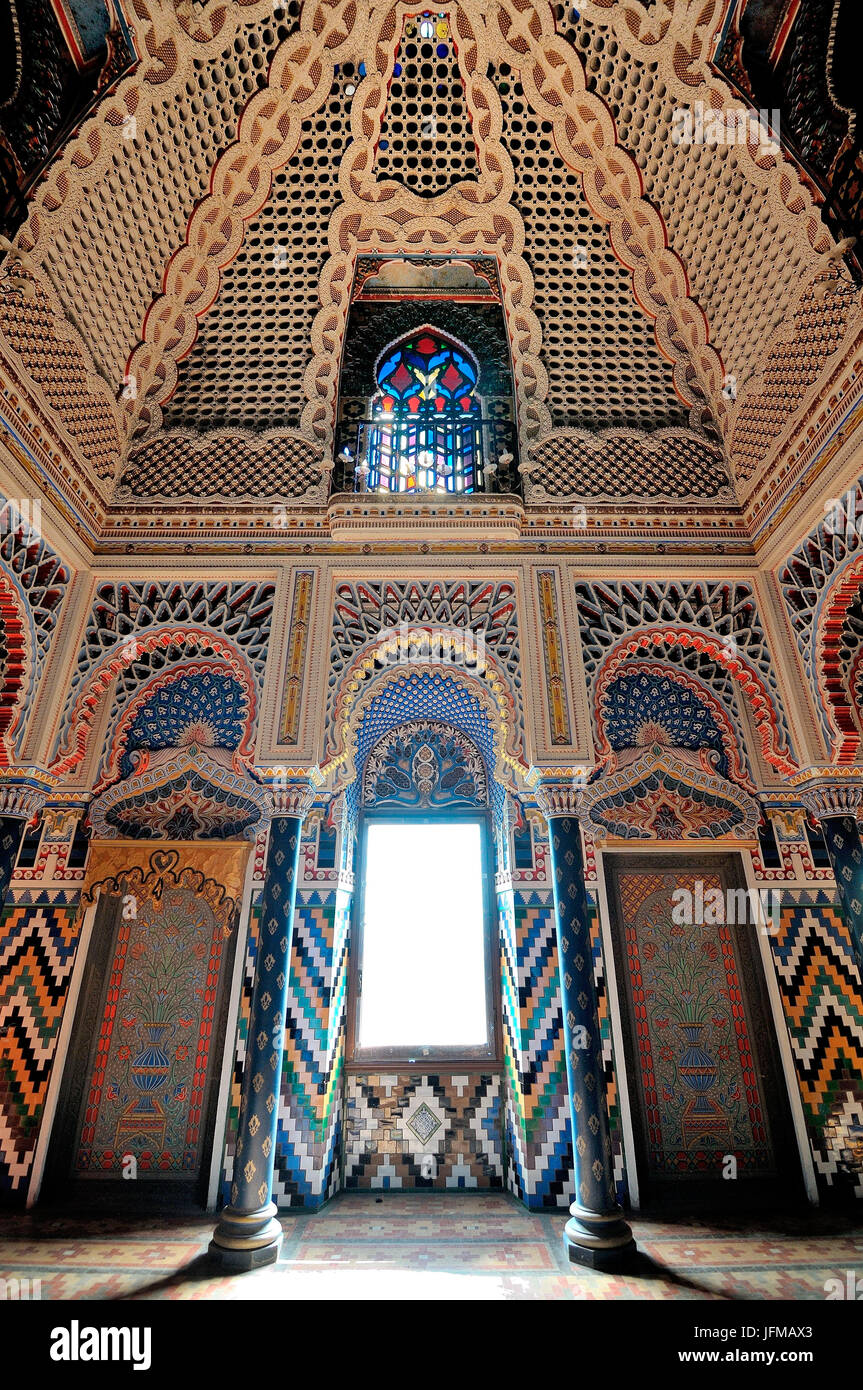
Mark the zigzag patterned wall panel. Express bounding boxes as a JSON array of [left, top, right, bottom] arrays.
[[500, 886, 527, 1199], [344, 1072, 504, 1188], [771, 890, 863, 1197], [275, 890, 349, 1207], [0, 899, 82, 1195], [502, 888, 625, 1209], [221, 887, 350, 1208]]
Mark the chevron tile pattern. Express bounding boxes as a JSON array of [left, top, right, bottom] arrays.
[[275, 890, 349, 1207], [0, 902, 82, 1193], [500, 887, 529, 1199], [770, 890, 863, 1197], [501, 889, 625, 1208]]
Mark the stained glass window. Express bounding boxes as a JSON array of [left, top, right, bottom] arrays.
[[363, 330, 486, 493]]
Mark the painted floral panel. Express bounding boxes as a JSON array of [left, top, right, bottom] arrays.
[[76, 884, 227, 1174], [620, 871, 772, 1175]]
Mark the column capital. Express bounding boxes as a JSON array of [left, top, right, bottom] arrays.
[[532, 769, 592, 820], [256, 765, 322, 820], [0, 767, 56, 820], [270, 781, 316, 819], [528, 767, 594, 817], [790, 767, 863, 820]]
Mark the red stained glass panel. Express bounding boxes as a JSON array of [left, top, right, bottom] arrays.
[[389, 362, 414, 394], [441, 362, 464, 393]]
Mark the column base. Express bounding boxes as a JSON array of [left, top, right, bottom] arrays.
[[208, 1202, 283, 1272], [563, 1202, 636, 1271]]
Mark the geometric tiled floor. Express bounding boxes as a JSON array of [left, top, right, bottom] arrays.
[[2, 1192, 862, 1300]]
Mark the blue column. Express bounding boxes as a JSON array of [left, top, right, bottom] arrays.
[[210, 786, 311, 1269], [796, 775, 863, 979], [0, 772, 54, 907], [539, 785, 635, 1268], [818, 814, 863, 975]]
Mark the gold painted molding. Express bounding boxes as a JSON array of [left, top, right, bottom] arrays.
[[83, 839, 252, 907]]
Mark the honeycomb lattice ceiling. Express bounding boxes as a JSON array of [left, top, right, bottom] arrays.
[[564, 9, 812, 395], [162, 61, 358, 435], [35, 4, 300, 397], [164, 26, 695, 442], [10, 0, 860, 513], [496, 63, 691, 435]]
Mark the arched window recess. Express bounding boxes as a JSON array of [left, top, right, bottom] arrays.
[[347, 721, 500, 1067]]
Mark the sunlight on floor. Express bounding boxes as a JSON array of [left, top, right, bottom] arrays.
[[2, 1193, 862, 1301]]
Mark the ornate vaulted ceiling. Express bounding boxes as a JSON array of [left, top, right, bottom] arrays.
[[0, 0, 860, 553]]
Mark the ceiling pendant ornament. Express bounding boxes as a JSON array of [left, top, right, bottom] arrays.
[[578, 743, 761, 843], [88, 742, 270, 840]]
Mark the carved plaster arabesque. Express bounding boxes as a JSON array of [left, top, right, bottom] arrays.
[[571, 0, 863, 491], [323, 651, 526, 800], [50, 625, 262, 779], [593, 656, 755, 790], [0, 0, 856, 542], [590, 625, 798, 777], [117, 2, 727, 463], [578, 742, 761, 842]]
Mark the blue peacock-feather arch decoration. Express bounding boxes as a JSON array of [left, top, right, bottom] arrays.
[[362, 720, 488, 809]]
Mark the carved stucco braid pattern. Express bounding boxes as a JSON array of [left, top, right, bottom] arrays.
[[573, 0, 836, 262], [299, 4, 547, 449], [300, 0, 728, 451], [3, 0, 853, 497], [1, 3, 298, 491], [17, 1, 284, 324], [560, 14, 844, 428], [572, 0, 863, 483], [121, 0, 729, 456], [122, 0, 364, 443], [495, 63, 691, 435]]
